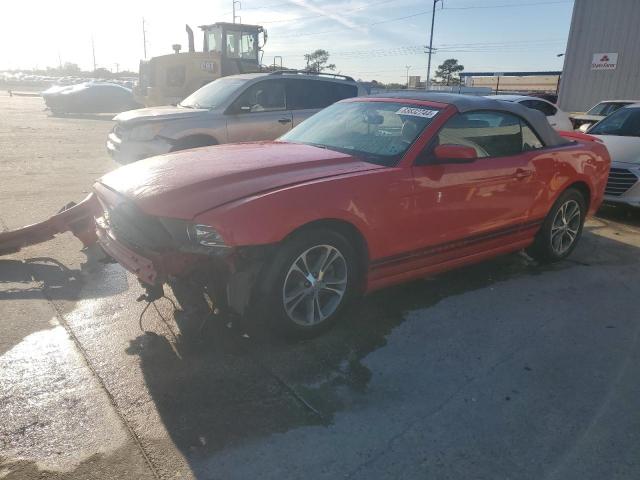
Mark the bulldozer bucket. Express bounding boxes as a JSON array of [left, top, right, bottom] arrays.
[[0, 193, 100, 256]]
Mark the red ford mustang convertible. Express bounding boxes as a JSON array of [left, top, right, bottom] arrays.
[[88, 93, 609, 336]]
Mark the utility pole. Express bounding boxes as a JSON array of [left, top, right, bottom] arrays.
[[58, 51, 62, 71], [91, 36, 97, 72], [142, 18, 148, 59], [425, 0, 442, 90], [233, 0, 242, 23], [405, 65, 411, 89], [115, 63, 120, 73]]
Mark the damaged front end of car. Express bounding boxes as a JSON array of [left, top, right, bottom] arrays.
[[0, 189, 272, 320]]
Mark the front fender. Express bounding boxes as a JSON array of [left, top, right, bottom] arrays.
[[164, 115, 227, 143], [193, 167, 413, 261]]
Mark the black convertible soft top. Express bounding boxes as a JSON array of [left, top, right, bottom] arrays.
[[369, 92, 569, 147]]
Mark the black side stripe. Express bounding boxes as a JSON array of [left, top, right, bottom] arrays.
[[370, 218, 544, 270]]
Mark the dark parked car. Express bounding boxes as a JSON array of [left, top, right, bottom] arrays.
[[42, 82, 140, 115]]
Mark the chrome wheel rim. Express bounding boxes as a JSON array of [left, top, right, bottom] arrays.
[[282, 244, 348, 326], [550, 199, 581, 255]]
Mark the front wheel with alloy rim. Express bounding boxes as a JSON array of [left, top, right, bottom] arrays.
[[256, 229, 359, 338], [527, 188, 587, 263]]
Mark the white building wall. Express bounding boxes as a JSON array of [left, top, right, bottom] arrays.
[[559, 0, 640, 112]]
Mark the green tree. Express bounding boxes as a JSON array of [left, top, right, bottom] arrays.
[[303, 49, 336, 73], [434, 58, 464, 86]]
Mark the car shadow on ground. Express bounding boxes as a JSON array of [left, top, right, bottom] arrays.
[[596, 203, 640, 228], [123, 225, 640, 477], [0, 256, 130, 354], [0, 255, 127, 302], [0, 258, 84, 302]]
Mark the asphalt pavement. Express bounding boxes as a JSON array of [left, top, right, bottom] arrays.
[[1, 94, 640, 479]]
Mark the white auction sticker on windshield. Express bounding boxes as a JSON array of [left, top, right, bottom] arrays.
[[396, 107, 439, 118]]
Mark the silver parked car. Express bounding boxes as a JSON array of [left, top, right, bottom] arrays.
[[587, 104, 640, 208], [106, 71, 366, 163]]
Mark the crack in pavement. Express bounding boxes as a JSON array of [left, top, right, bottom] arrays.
[[343, 313, 561, 480], [233, 336, 329, 424], [28, 266, 163, 480]]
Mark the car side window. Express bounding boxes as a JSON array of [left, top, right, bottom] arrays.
[[522, 99, 557, 117], [434, 111, 544, 158], [231, 80, 286, 113], [521, 123, 545, 151], [286, 79, 358, 110]]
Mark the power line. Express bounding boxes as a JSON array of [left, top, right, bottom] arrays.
[[275, 0, 573, 38], [268, 40, 566, 59]]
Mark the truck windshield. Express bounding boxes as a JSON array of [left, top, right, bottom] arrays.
[[180, 77, 246, 109], [281, 101, 440, 166]]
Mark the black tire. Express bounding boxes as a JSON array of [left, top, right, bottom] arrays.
[[253, 229, 360, 339], [170, 135, 217, 152], [527, 188, 587, 263]]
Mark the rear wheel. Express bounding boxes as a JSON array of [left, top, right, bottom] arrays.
[[527, 188, 587, 263], [255, 229, 359, 338]]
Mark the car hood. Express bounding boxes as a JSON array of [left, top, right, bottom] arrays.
[[97, 142, 384, 218], [114, 105, 208, 124], [591, 135, 640, 165]]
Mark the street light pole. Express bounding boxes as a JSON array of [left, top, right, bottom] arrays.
[[91, 36, 97, 72], [142, 18, 148, 59], [425, 0, 441, 90], [233, 0, 241, 23], [406, 65, 411, 89]]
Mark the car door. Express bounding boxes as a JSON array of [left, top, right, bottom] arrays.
[[287, 78, 359, 127], [409, 110, 546, 258], [225, 79, 293, 142]]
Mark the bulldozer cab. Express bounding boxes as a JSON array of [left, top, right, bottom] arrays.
[[202, 23, 264, 75], [136, 22, 265, 107]]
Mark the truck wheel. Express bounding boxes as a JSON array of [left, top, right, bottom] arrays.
[[527, 188, 586, 263], [170, 135, 217, 152], [255, 229, 359, 339]]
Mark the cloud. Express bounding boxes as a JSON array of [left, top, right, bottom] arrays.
[[287, 0, 367, 33]]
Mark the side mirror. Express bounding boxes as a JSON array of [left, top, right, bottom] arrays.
[[433, 144, 477, 163]]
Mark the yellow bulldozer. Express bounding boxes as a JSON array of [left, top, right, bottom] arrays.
[[136, 22, 267, 107]]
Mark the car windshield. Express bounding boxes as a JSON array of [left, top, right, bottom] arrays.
[[280, 101, 440, 165], [179, 77, 247, 109], [586, 102, 629, 116], [588, 107, 640, 136]]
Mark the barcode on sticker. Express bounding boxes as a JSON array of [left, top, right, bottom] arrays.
[[396, 107, 439, 118]]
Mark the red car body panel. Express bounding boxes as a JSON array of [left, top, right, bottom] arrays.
[[98, 142, 384, 219], [92, 97, 610, 294]]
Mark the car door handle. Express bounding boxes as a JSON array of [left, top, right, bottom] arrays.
[[278, 118, 292, 124], [514, 168, 532, 180]]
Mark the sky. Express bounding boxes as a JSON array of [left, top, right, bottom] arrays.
[[0, 0, 575, 83]]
